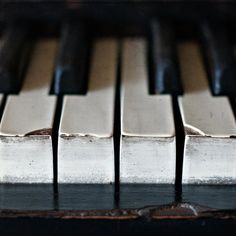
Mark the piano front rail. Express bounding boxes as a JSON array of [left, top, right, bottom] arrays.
[[0, 184, 235, 235]]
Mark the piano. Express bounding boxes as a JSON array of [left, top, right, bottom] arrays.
[[0, 1, 236, 235]]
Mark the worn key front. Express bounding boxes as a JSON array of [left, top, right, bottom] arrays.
[[53, 22, 89, 95], [200, 22, 236, 96], [0, 39, 58, 183], [0, 23, 31, 94]]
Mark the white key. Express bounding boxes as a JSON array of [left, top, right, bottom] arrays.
[[58, 39, 117, 183], [178, 42, 236, 184], [0, 39, 58, 183], [120, 39, 176, 183]]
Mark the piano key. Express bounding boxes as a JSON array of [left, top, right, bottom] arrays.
[[0, 94, 3, 108], [150, 20, 182, 95], [53, 22, 89, 94], [0, 39, 58, 183], [200, 23, 236, 96], [178, 42, 236, 184], [0, 38, 3, 111], [0, 93, 3, 121], [120, 39, 176, 184], [58, 39, 117, 183], [0, 24, 31, 93]]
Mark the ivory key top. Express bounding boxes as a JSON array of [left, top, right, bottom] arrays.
[[0, 39, 58, 183]]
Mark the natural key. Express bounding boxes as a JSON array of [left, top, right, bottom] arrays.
[[178, 41, 236, 184], [0, 39, 58, 183], [120, 38, 176, 184]]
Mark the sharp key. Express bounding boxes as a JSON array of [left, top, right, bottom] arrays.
[[200, 22, 236, 96], [150, 19, 182, 95], [54, 22, 89, 95], [0, 23, 31, 94]]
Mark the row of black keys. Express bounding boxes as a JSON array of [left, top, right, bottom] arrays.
[[1, 20, 236, 96]]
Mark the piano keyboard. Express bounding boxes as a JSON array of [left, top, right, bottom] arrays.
[[0, 22, 236, 185]]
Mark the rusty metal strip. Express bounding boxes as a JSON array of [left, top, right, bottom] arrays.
[[0, 203, 235, 220]]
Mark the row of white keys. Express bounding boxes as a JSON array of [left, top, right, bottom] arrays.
[[58, 39, 117, 183], [0, 38, 177, 184], [1, 38, 235, 185], [120, 39, 176, 183], [0, 39, 58, 183], [178, 42, 236, 184]]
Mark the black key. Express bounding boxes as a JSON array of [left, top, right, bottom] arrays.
[[0, 24, 31, 93], [53, 23, 90, 95], [200, 22, 236, 96], [150, 20, 182, 95]]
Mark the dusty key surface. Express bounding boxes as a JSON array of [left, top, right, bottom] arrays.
[[178, 42, 236, 184], [58, 39, 117, 183], [120, 39, 176, 184], [0, 39, 58, 183]]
